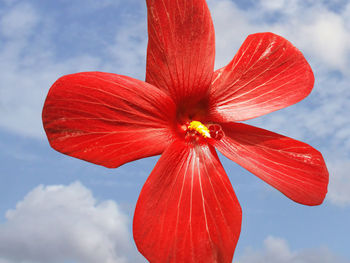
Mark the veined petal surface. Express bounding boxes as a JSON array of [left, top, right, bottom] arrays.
[[133, 140, 242, 263], [214, 122, 328, 205], [209, 33, 314, 122], [42, 72, 175, 168], [146, 0, 215, 103]]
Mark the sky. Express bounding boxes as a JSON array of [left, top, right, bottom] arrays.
[[0, 0, 350, 262]]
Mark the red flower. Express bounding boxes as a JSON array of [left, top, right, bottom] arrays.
[[42, 0, 329, 262]]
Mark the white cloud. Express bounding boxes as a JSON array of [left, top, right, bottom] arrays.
[[0, 182, 137, 263], [103, 15, 147, 79], [208, 0, 259, 68], [237, 236, 350, 263], [0, 1, 147, 139], [210, 0, 350, 74], [258, 0, 291, 11], [327, 160, 350, 206], [60, 0, 121, 12], [273, 6, 350, 73], [0, 2, 38, 39]]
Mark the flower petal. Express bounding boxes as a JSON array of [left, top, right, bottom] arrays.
[[42, 72, 176, 168], [209, 33, 314, 122], [145, 0, 215, 103], [133, 140, 242, 263], [213, 122, 328, 205]]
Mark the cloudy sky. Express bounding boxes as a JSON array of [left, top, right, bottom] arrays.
[[1, 0, 350, 262]]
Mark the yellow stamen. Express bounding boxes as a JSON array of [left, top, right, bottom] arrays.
[[188, 121, 210, 138]]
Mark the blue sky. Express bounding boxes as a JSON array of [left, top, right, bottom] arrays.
[[1, 0, 350, 262]]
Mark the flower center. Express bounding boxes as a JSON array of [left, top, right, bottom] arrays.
[[188, 121, 210, 138], [183, 121, 224, 142]]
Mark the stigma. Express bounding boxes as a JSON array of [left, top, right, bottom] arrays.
[[188, 121, 211, 138]]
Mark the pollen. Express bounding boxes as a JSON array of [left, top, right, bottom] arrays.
[[188, 121, 210, 138]]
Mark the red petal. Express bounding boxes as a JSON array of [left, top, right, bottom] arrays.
[[213, 122, 329, 205], [145, 0, 215, 103], [42, 72, 176, 168], [133, 140, 242, 263], [209, 33, 314, 122]]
